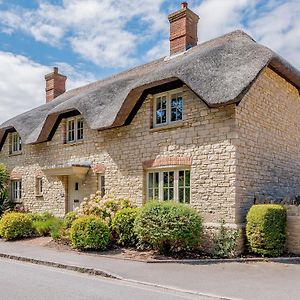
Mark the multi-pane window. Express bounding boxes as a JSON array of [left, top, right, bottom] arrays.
[[153, 89, 183, 127], [36, 178, 43, 196], [12, 180, 22, 202], [66, 116, 84, 143], [147, 169, 190, 203], [97, 174, 105, 198], [11, 132, 22, 154]]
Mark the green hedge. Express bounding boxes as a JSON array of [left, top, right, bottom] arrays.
[[134, 201, 203, 253], [70, 216, 110, 250], [111, 208, 139, 246], [0, 212, 34, 240], [246, 204, 287, 257]]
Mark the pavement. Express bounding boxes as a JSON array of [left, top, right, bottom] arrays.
[[0, 240, 300, 300]]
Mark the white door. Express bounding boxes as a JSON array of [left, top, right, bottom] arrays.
[[68, 175, 83, 212]]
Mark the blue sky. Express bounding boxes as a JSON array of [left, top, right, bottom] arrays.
[[0, 0, 299, 122]]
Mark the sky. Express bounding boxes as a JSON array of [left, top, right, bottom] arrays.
[[0, 0, 299, 123]]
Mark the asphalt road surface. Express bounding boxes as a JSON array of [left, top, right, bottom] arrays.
[[0, 258, 211, 300]]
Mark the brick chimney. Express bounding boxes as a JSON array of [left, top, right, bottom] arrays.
[[45, 67, 67, 102], [168, 2, 199, 56]]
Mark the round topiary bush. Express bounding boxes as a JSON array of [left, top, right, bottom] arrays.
[[134, 201, 203, 254], [63, 211, 77, 229], [70, 216, 110, 250], [111, 208, 140, 246], [0, 212, 34, 240], [246, 204, 287, 257]]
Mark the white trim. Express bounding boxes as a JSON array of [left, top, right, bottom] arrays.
[[66, 116, 84, 143], [153, 88, 183, 128], [11, 132, 22, 154], [147, 168, 191, 203]]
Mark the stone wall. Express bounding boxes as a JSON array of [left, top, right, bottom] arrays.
[[286, 205, 300, 254], [0, 85, 237, 223], [235, 67, 300, 224]]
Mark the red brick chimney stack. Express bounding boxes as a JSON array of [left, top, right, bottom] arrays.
[[45, 67, 67, 103], [168, 2, 199, 56]]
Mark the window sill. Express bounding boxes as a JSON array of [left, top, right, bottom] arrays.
[[12, 200, 22, 204], [9, 152, 22, 157], [150, 122, 184, 132], [65, 140, 84, 147]]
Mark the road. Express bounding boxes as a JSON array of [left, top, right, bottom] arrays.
[[0, 258, 211, 300]]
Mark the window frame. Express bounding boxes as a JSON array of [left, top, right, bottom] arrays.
[[146, 168, 191, 203], [66, 116, 84, 143], [153, 88, 183, 128], [36, 177, 43, 197], [97, 173, 106, 198], [10, 132, 22, 154], [11, 180, 22, 202]]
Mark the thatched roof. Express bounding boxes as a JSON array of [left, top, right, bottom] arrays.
[[0, 30, 299, 147]]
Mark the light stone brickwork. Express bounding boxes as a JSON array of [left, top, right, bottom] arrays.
[[0, 85, 237, 224], [235, 68, 300, 253]]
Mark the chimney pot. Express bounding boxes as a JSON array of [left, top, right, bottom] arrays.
[[45, 67, 67, 103], [181, 2, 188, 9]]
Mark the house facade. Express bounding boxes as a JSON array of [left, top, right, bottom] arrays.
[[0, 3, 300, 243]]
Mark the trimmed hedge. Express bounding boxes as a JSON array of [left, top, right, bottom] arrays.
[[111, 208, 139, 246], [70, 216, 110, 250], [246, 204, 287, 257], [134, 201, 203, 253], [0, 212, 34, 240]]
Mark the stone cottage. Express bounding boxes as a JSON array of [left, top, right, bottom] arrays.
[[0, 3, 300, 241]]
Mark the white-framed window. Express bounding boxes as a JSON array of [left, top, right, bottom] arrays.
[[36, 177, 43, 196], [10, 132, 22, 154], [66, 116, 84, 143], [97, 174, 105, 198], [147, 169, 190, 203], [153, 88, 183, 127], [12, 180, 22, 202]]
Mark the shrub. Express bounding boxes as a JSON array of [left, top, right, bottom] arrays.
[[76, 193, 133, 226], [63, 211, 77, 229], [33, 217, 63, 237], [30, 211, 55, 222], [70, 216, 110, 250], [0, 164, 13, 215], [134, 201, 203, 254], [213, 219, 240, 258], [0, 212, 34, 240], [111, 208, 139, 246], [246, 204, 287, 257]]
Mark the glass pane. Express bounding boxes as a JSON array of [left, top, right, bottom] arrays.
[[179, 171, 184, 187], [163, 189, 168, 201], [185, 171, 190, 187], [149, 189, 153, 200], [154, 188, 159, 199], [161, 97, 167, 109], [148, 173, 153, 188], [169, 172, 174, 187], [161, 109, 166, 123], [169, 188, 174, 200], [156, 98, 161, 110], [179, 188, 184, 203], [185, 188, 190, 204], [154, 173, 159, 188], [163, 172, 168, 187]]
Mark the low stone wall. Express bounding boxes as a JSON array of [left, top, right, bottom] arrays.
[[286, 205, 300, 254]]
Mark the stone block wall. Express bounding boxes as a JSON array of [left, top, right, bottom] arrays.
[[286, 205, 300, 254], [235, 67, 300, 223]]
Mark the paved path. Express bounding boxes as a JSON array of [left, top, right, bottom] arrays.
[[0, 240, 299, 299]]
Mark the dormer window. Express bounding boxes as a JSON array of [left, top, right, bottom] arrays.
[[153, 88, 183, 127], [66, 116, 84, 143], [10, 132, 22, 154]]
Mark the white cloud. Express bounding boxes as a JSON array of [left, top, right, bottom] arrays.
[[0, 51, 95, 123], [0, 0, 166, 67]]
